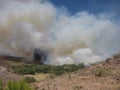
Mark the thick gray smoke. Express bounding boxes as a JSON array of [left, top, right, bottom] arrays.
[[0, 0, 120, 65]]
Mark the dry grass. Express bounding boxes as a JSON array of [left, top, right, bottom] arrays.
[[24, 74, 49, 82]]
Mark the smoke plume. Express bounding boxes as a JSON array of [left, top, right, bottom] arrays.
[[0, 0, 120, 65]]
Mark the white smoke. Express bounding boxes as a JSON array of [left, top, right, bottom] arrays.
[[50, 48, 102, 66], [0, 0, 120, 65], [0, 0, 56, 56], [73, 48, 102, 66]]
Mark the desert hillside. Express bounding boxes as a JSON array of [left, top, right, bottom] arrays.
[[0, 55, 120, 90], [36, 57, 120, 90]]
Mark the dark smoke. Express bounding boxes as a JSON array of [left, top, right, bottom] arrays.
[[32, 48, 48, 64]]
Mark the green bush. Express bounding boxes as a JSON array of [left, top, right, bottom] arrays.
[[6, 80, 33, 90], [11, 65, 36, 75], [0, 79, 34, 90], [11, 63, 85, 76]]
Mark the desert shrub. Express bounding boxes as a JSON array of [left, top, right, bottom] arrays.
[[52, 63, 85, 76], [11, 64, 36, 75], [49, 74, 56, 79], [95, 68, 110, 77], [73, 86, 83, 90], [24, 77, 36, 83], [6, 80, 33, 90], [0, 79, 3, 90], [11, 63, 85, 76], [0, 79, 34, 90], [53, 66, 64, 76], [113, 52, 120, 58], [41, 88, 45, 90]]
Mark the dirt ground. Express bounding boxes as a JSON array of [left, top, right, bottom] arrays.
[[0, 66, 21, 84], [36, 58, 120, 90]]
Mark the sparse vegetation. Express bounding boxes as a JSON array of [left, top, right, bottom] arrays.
[[113, 52, 120, 58], [10, 64, 36, 75], [10, 63, 85, 76], [0, 79, 3, 90], [0, 53, 120, 90], [6, 80, 34, 90], [23, 77, 36, 83], [41, 88, 45, 90], [0, 80, 33, 90], [95, 68, 110, 77], [73, 86, 83, 90], [49, 74, 56, 79]]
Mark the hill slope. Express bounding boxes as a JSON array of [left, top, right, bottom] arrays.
[[0, 56, 120, 90], [36, 57, 120, 90]]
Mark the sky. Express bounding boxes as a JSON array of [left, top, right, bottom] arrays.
[[49, 0, 120, 19]]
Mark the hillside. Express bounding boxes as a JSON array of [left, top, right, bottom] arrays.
[[0, 56, 120, 90], [36, 57, 120, 90]]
